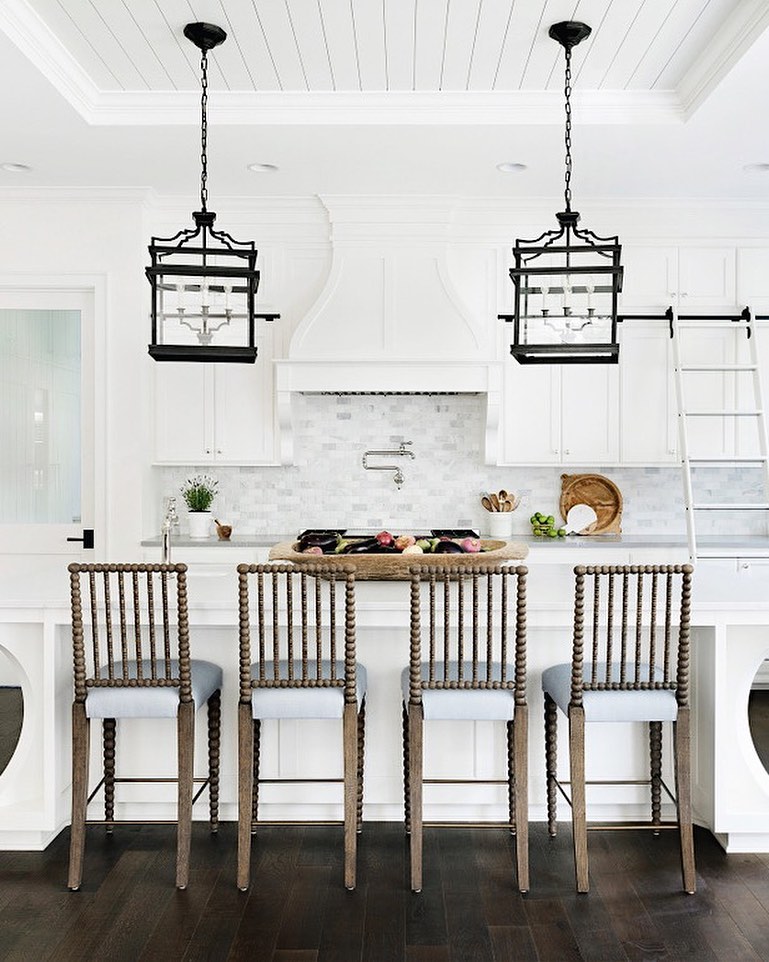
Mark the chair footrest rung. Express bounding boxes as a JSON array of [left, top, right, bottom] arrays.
[[586, 822, 680, 832]]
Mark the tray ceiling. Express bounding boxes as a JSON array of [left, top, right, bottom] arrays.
[[0, 0, 767, 199], [4, 0, 768, 124]]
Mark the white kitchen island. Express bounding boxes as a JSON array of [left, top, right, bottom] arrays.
[[1, 543, 769, 857]]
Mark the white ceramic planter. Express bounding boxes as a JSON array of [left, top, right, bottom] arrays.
[[187, 511, 212, 539]]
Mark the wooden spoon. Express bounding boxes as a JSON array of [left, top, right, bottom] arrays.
[[490, 493, 501, 512], [481, 495, 494, 512]]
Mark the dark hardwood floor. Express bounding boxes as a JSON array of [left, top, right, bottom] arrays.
[[1, 821, 769, 961]]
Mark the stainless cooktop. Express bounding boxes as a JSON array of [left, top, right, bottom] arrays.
[[298, 528, 479, 539]]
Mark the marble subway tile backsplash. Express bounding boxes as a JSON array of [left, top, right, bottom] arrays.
[[158, 394, 753, 538]]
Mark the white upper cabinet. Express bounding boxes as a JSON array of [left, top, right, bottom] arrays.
[[621, 246, 736, 311], [619, 322, 677, 465], [500, 364, 560, 464], [620, 246, 678, 310], [678, 248, 736, 308], [737, 249, 769, 310], [153, 329, 277, 465], [500, 363, 618, 465]]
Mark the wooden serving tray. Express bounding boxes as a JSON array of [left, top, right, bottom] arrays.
[[268, 539, 529, 581], [560, 473, 623, 535]]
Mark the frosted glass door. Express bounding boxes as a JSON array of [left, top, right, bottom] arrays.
[[0, 292, 94, 553]]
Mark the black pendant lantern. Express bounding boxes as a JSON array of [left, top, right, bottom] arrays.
[[146, 23, 278, 363], [502, 21, 623, 364]]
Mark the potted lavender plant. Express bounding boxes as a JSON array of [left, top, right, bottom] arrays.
[[181, 474, 218, 539]]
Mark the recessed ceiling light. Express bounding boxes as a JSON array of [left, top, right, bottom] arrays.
[[247, 163, 279, 173], [496, 162, 528, 173], [0, 162, 31, 173], [743, 163, 769, 173]]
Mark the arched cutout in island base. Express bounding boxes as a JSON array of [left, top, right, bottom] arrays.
[[0, 646, 23, 779]]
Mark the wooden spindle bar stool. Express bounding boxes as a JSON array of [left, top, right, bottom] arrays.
[[236, 563, 365, 891], [403, 564, 529, 894], [541, 563, 695, 894], [67, 562, 222, 891]]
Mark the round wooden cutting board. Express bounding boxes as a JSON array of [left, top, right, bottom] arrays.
[[559, 473, 623, 534]]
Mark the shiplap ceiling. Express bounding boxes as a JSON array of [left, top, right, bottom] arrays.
[[4, 0, 769, 123], [0, 0, 768, 199]]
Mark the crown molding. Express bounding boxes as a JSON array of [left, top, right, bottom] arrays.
[[0, 186, 151, 203], [80, 89, 683, 127], [677, 0, 769, 118], [0, 0, 103, 117]]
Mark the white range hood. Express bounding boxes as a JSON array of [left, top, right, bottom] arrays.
[[276, 197, 501, 463]]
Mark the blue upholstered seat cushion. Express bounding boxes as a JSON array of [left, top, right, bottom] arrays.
[[400, 662, 517, 721], [541, 662, 678, 723], [85, 659, 223, 719], [250, 660, 367, 719]]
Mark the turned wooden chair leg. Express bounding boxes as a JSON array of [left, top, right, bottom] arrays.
[[402, 702, 411, 835], [569, 705, 589, 893], [176, 701, 194, 890], [507, 719, 516, 834], [356, 698, 366, 835], [650, 720, 662, 833], [207, 690, 221, 833], [544, 694, 558, 837], [512, 705, 530, 893], [343, 702, 358, 890], [408, 703, 424, 893], [251, 719, 260, 835], [237, 703, 255, 891], [674, 709, 696, 894], [103, 718, 116, 834], [68, 703, 90, 891]]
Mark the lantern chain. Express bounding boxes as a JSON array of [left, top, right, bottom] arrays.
[[563, 42, 573, 213], [199, 49, 209, 212]]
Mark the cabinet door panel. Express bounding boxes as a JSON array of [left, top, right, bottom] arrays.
[[620, 246, 677, 310], [679, 247, 736, 307], [561, 365, 619, 463], [500, 363, 560, 464], [737, 248, 769, 309], [154, 363, 211, 463], [620, 324, 676, 464], [213, 337, 276, 463]]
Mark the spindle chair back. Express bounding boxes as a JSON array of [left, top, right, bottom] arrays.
[[542, 563, 695, 894], [67, 562, 222, 891], [236, 563, 364, 892], [404, 564, 529, 893]]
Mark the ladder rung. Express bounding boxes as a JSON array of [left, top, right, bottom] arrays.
[[684, 410, 761, 416], [692, 503, 769, 510], [697, 549, 769, 559], [689, 457, 768, 464], [679, 364, 756, 372]]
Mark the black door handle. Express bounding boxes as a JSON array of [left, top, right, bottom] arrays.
[[67, 529, 94, 550]]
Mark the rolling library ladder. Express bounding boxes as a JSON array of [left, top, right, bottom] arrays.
[[670, 305, 769, 561]]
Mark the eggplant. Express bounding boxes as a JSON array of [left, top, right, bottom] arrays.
[[432, 540, 465, 554], [341, 538, 380, 554], [297, 533, 339, 553]]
